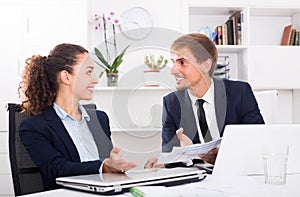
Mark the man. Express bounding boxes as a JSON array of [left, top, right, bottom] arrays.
[[161, 33, 264, 165]]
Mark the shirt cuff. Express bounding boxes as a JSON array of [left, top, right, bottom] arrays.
[[99, 158, 108, 174]]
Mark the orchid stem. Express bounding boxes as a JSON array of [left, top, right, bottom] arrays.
[[103, 14, 111, 63], [113, 24, 117, 57]]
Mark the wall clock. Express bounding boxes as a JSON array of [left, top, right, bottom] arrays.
[[120, 7, 153, 40]]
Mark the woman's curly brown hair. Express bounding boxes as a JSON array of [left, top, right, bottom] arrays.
[[18, 43, 88, 115]]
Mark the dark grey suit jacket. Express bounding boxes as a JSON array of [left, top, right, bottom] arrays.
[[162, 78, 265, 152]]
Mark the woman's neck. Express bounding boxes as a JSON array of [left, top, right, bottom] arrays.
[[55, 96, 81, 121]]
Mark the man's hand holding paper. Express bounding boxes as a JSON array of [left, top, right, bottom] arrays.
[[145, 128, 221, 168], [158, 128, 221, 165]]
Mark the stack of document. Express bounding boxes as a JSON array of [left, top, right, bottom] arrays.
[[158, 138, 222, 164]]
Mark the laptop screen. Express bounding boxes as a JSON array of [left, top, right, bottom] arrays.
[[213, 124, 300, 176]]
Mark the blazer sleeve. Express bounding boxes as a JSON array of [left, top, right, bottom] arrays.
[[240, 82, 265, 124], [162, 94, 180, 152]]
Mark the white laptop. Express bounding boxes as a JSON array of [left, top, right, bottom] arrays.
[[213, 124, 300, 176], [56, 167, 206, 195]]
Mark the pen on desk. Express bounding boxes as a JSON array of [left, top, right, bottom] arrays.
[[130, 186, 183, 197], [130, 187, 145, 197]]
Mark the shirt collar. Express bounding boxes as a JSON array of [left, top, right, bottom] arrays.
[[53, 103, 90, 121], [188, 79, 214, 105], [79, 104, 90, 121]]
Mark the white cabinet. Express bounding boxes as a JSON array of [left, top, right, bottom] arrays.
[[89, 87, 169, 169], [248, 46, 300, 89], [90, 86, 173, 129], [247, 8, 300, 89], [184, 1, 300, 89], [19, 0, 88, 70], [111, 128, 161, 168]]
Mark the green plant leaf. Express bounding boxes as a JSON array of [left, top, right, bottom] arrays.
[[111, 45, 129, 72], [99, 70, 105, 78], [94, 60, 109, 71], [94, 47, 111, 69]]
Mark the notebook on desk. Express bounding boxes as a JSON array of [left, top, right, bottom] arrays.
[[213, 124, 300, 176], [56, 167, 206, 195]]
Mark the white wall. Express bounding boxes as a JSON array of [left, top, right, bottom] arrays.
[[0, 0, 88, 131], [0, 0, 299, 129], [87, 0, 183, 49]]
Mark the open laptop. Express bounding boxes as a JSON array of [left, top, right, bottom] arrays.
[[213, 124, 300, 176], [56, 167, 206, 195]]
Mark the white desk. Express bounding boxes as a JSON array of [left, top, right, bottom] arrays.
[[22, 174, 300, 197]]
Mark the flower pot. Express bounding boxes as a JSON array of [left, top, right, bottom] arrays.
[[143, 70, 160, 87], [106, 72, 118, 87]]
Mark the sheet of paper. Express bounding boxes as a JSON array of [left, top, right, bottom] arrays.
[[158, 138, 222, 164], [157, 152, 197, 164], [173, 138, 222, 155]]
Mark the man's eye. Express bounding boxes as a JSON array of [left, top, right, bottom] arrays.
[[180, 60, 185, 65]]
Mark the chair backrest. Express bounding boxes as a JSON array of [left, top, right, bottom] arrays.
[[7, 103, 43, 196]]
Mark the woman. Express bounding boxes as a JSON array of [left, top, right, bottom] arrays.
[[18, 43, 136, 191]]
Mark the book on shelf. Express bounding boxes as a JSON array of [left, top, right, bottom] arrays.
[[211, 11, 243, 46], [281, 24, 292, 45], [228, 11, 242, 45], [225, 19, 234, 45], [281, 25, 300, 46], [215, 25, 223, 45], [289, 29, 296, 45], [295, 30, 300, 46], [237, 22, 242, 45], [222, 23, 228, 45]]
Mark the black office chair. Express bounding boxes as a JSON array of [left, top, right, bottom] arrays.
[[7, 103, 97, 195], [7, 103, 43, 196]]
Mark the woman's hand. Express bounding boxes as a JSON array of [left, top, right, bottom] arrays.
[[103, 147, 137, 173]]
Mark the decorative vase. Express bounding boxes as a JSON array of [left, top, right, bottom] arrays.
[[143, 70, 160, 87], [106, 72, 118, 87]]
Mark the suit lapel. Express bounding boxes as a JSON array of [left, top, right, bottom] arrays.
[[213, 78, 227, 136], [44, 107, 80, 161], [85, 109, 112, 159], [175, 90, 200, 143]]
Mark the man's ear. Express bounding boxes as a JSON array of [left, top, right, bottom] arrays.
[[201, 59, 212, 74], [59, 70, 71, 85]]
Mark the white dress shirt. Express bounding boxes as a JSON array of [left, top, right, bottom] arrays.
[[53, 103, 99, 162], [188, 79, 220, 143]]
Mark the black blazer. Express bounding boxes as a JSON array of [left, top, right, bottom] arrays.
[[19, 106, 113, 191], [162, 78, 265, 152]]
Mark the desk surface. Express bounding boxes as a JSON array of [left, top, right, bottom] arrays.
[[23, 174, 300, 197]]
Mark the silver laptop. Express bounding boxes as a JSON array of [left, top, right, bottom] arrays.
[[213, 124, 300, 176], [56, 167, 206, 195]]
